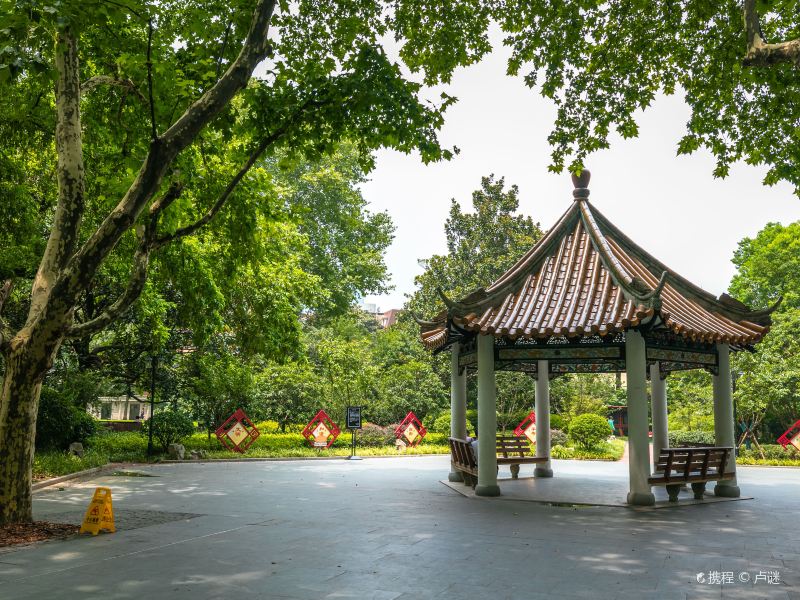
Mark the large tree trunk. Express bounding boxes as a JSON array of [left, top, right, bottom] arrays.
[[0, 333, 62, 524]]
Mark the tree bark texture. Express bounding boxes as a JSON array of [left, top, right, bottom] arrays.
[[743, 0, 800, 67]]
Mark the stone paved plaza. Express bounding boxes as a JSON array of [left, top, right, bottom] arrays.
[[1, 456, 798, 599]]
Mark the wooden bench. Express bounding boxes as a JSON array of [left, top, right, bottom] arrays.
[[648, 446, 733, 502], [496, 435, 548, 479], [449, 436, 549, 486], [449, 437, 478, 487]]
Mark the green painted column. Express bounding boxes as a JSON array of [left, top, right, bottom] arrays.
[[713, 343, 740, 497], [449, 342, 467, 482], [626, 330, 655, 506], [534, 360, 553, 477], [650, 363, 668, 471], [476, 333, 500, 496]]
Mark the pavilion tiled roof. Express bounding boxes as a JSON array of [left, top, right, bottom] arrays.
[[419, 172, 775, 351]]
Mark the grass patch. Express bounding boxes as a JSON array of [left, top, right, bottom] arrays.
[[33, 449, 108, 480], [551, 438, 625, 461]]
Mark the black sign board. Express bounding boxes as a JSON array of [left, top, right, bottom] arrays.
[[346, 406, 362, 429]]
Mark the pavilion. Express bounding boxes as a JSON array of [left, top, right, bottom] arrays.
[[417, 171, 776, 506]]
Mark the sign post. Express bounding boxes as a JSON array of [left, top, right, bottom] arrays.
[[346, 406, 362, 460]]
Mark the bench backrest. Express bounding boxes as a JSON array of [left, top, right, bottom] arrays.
[[449, 437, 477, 469], [655, 447, 732, 482], [496, 435, 533, 458]]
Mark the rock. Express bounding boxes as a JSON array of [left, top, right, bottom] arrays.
[[190, 449, 207, 460], [68, 442, 84, 458], [167, 443, 185, 460], [395, 438, 407, 452]]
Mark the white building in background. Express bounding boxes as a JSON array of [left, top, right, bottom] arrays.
[[89, 395, 152, 421]]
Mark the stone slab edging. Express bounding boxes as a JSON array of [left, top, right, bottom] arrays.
[[32, 465, 113, 491]]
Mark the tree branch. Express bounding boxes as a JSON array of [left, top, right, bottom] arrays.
[[66, 231, 152, 339], [62, 0, 278, 306], [82, 75, 146, 102], [152, 98, 313, 249], [65, 181, 184, 339], [29, 28, 85, 322], [146, 19, 157, 140], [743, 0, 800, 67]]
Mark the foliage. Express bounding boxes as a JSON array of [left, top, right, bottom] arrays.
[[142, 409, 196, 452], [430, 412, 475, 436], [550, 429, 568, 447], [89, 431, 150, 462], [732, 309, 800, 440], [666, 371, 715, 432], [550, 439, 624, 461], [555, 374, 612, 425], [408, 175, 543, 320], [549, 414, 567, 431], [179, 344, 258, 434], [730, 222, 800, 312], [35, 365, 102, 450], [32, 449, 108, 480], [493, 1, 800, 192], [255, 362, 323, 432], [568, 414, 611, 450], [668, 430, 715, 447], [357, 423, 395, 448]]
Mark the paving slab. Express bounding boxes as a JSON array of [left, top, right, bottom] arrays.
[[0, 456, 796, 599]]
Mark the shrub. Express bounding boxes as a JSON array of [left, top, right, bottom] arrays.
[[36, 387, 98, 450], [568, 414, 611, 450], [668, 430, 715, 447], [550, 428, 568, 446], [430, 413, 475, 436], [141, 409, 196, 452], [358, 423, 395, 447], [549, 414, 566, 431], [551, 444, 574, 459]]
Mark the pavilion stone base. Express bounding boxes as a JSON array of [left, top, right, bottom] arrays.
[[627, 491, 656, 506], [714, 482, 741, 498], [534, 466, 553, 478], [448, 471, 464, 483], [475, 484, 501, 497]]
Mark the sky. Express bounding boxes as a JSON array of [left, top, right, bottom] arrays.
[[358, 34, 800, 313]]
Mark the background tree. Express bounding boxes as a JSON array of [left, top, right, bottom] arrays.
[[255, 362, 323, 432], [408, 175, 543, 318]]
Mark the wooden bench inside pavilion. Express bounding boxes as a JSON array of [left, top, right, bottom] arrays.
[[417, 171, 777, 506]]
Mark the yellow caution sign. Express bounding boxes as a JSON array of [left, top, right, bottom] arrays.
[[79, 487, 116, 535]]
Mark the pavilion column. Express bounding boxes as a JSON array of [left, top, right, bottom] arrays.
[[534, 360, 553, 477], [449, 342, 468, 482], [713, 343, 740, 497], [626, 330, 655, 506], [650, 363, 668, 471], [476, 333, 500, 497]]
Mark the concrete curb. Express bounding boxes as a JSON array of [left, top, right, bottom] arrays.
[[32, 465, 112, 491]]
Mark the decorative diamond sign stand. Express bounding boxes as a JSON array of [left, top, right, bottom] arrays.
[[778, 419, 800, 451], [215, 408, 260, 453], [395, 411, 426, 447], [514, 411, 537, 444], [302, 410, 341, 449]]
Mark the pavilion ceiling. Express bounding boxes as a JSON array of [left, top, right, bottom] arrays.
[[419, 173, 775, 352]]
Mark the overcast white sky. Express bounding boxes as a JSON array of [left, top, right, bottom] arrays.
[[359, 34, 800, 312]]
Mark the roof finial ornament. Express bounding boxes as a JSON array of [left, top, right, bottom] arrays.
[[571, 169, 591, 200]]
